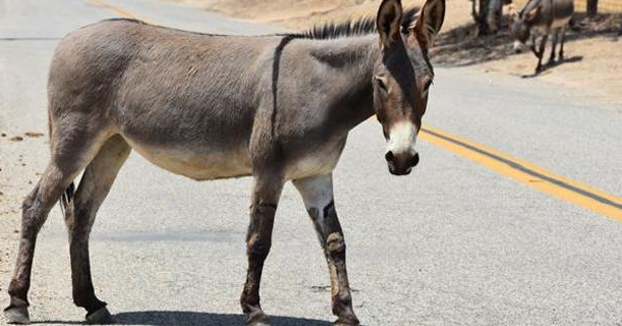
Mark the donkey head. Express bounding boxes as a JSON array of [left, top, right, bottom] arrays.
[[509, 5, 539, 52], [373, 0, 445, 176]]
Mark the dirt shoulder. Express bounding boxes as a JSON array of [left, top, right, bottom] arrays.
[[432, 12, 622, 107], [474, 35, 621, 108], [162, 0, 622, 107], [162, 0, 473, 31]]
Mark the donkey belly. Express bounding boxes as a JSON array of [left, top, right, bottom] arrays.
[[532, 16, 570, 35], [122, 136, 252, 181], [551, 16, 571, 29], [285, 137, 347, 180]]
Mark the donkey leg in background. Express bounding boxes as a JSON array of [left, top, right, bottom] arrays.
[[535, 31, 549, 72], [548, 29, 559, 64], [5, 120, 108, 324], [559, 25, 567, 60], [471, 0, 478, 21], [529, 35, 538, 56], [64, 135, 131, 324], [294, 174, 360, 326], [240, 174, 284, 326]]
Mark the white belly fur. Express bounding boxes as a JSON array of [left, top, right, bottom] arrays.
[[121, 133, 345, 181], [123, 136, 252, 180], [285, 139, 346, 180], [533, 17, 571, 34], [551, 16, 571, 29]]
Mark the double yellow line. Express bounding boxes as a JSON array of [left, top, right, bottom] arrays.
[[81, 0, 622, 223], [421, 126, 622, 222], [84, 0, 144, 21]]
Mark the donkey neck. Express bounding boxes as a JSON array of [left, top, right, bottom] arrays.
[[302, 34, 380, 131]]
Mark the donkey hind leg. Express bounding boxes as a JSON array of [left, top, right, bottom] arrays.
[[548, 30, 559, 64], [559, 25, 567, 60], [63, 135, 131, 324], [293, 174, 360, 326], [240, 175, 284, 326], [5, 130, 108, 325]]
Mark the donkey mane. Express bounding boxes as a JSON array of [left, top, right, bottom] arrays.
[[96, 9, 420, 41], [298, 6, 420, 40]]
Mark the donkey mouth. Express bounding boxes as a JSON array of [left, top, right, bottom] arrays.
[[386, 152, 418, 176], [388, 165, 412, 176]]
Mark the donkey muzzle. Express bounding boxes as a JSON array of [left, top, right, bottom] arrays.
[[385, 121, 419, 176], [386, 151, 419, 175], [513, 40, 525, 53]]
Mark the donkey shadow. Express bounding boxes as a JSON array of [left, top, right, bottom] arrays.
[[520, 55, 583, 79], [33, 311, 377, 326], [115, 311, 330, 326]]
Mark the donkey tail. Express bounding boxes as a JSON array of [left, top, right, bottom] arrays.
[[59, 181, 76, 217], [49, 109, 76, 218]]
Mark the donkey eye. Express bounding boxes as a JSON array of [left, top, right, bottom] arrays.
[[424, 79, 433, 90], [375, 78, 388, 93], [422, 79, 433, 96]]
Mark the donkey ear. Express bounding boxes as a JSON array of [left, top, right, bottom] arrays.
[[508, 4, 519, 20], [524, 6, 541, 22], [377, 0, 403, 49], [413, 0, 445, 49]]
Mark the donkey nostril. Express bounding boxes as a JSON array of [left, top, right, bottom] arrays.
[[411, 153, 420, 167], [385, 151, 395, 163]]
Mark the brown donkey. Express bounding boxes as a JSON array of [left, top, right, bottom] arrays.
[[4, 0, 445, 325]]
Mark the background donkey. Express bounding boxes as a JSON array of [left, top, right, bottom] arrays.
[[510, 0, 574, 72], [4, 0, 445, 325], [486, 0, 514, 33]]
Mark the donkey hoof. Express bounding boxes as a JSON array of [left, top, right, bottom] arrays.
[[247, 319, 271, 326], [4, 306, 30, 325], [246, 311, 271, 326], [85, 306, 113, 324], [249, 322, 271, 326], [334, 316, 360, 326]]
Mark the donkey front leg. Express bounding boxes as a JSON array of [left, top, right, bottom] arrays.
[[535, 31, 549, 73], [293, 174, 360, 326], [529, 34, 538, 57], [240, 175, 284, 326]]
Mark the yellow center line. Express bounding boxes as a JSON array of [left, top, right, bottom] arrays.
[[420, 126, 622, 222], [79, 0, 622, 222], [83, 0, 145, 22]]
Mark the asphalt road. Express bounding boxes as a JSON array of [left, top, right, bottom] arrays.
[[1, 0, 622, 325]]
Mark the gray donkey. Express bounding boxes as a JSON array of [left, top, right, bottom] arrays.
[[4, 0, 445, 325], [510, 0, 574, 72]]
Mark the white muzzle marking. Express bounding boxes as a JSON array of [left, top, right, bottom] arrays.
[[513, 40, 525, 52], [387, 121, 417, 156]]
